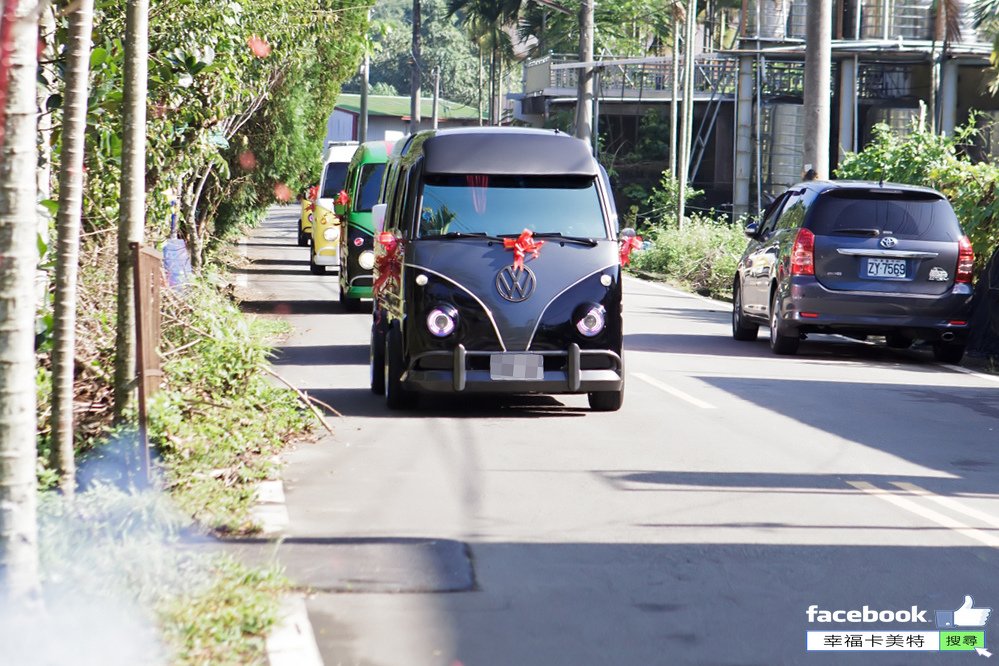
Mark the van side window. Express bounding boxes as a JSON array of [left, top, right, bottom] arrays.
[[401, 164, 423, 238], [386, 167, 408, 233]]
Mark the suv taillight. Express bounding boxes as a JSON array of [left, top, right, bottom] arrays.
[[790, 228, 815, 276], [956, 235, 974, 284]]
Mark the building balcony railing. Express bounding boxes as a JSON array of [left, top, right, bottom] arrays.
[[524, 53, 738, 99]]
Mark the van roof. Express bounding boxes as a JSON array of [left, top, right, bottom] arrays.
[[419, 128, 598, 177]]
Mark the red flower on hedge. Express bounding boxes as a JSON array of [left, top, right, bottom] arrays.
[[247, 35, 271, 58]]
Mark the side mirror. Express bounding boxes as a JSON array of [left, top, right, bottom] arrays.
[[372, 203, 387, 234], [744, 222, 759, 239]]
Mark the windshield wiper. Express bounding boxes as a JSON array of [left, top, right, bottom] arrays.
[[832, 228, 881, 237], [430, 231, 504, 241], [530, 232, 599, 247]]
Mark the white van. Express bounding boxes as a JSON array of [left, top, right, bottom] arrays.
[[310, 141, 358, 274]]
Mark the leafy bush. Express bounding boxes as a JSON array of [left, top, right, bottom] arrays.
[[836, 120, 999, 264], [149, 275, 312, 532], [631, 214, 746, 299]]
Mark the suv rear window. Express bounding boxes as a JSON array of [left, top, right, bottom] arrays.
[[808, 189, 961, 241]]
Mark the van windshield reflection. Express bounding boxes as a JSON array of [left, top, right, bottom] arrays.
[[418, 174, 607, 239]]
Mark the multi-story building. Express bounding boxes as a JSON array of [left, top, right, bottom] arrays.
[[517, 0, 998, 216]]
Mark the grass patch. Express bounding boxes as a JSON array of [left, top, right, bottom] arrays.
[[35, 485, 288, 666], [630, 215, 746, 300], [149, 274, 313, 533]]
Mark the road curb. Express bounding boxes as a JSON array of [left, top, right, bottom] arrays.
[[266, 595, 323, 666]]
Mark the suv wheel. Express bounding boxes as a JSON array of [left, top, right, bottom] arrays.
[[297, 230, 309, 247], [769, 291, 799, 355], [932, 341, 966, 365], [731, 282, 759, 341]]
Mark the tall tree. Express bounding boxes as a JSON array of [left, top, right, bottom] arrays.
[[0, 0, 41, 604], [50, 0, 96, 494], [113, 0, 149, 421]]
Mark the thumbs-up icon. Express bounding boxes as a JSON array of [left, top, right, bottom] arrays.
[[936, 596, 992, 628]]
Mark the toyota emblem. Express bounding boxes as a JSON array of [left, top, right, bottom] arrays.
[[496, 265, 537, 302], [880, 236, 898, 249]]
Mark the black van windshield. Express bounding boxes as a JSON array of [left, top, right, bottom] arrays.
[[320, 162, 349, 198], [418, 174, 607, 239]]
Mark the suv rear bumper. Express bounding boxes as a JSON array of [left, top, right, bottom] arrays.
[[403, 345, 624, 394], [781, 277, 974, 341]]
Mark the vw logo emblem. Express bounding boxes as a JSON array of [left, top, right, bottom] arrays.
[[496, 265, 537, 302], [880, 236, 898, 249]]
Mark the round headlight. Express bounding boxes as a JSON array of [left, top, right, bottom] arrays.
[[323, 227, 338, 242], [426, 305, 458, 337], [358, 250, 375, 270], [576, 305, 606, 337], [308, 213, 314, 223]]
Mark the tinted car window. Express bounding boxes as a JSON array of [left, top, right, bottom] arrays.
[[777, 193, 806, 231], [356, 163, 386, 212], [321, 162, 349, 198], [418, 175, 606, 239], [757, 193, 788, 236], [808, 190, 961, 241]]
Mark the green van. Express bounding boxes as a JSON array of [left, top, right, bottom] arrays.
[[338, 140, 392, 311]]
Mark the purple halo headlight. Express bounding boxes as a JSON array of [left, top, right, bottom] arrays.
[[575, 305, 606, 337], [426, 305, 458, 337]]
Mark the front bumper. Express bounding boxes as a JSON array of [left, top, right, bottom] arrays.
[[782, 278, 975, 341], [403, 344, 623, 394]]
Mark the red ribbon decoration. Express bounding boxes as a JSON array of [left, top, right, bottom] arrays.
[[373, 232, 403, 296], [503, 229, 545, 272], [307, 185, 318, 201], [619, 235, 644, 266], [335, 189, 350, 207]]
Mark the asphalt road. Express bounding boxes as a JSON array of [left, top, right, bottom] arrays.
[[242, 207, 999, 666]]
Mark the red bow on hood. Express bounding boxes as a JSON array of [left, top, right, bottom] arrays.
[[503, 229, 545, 272], [335, 190, 350, 206]]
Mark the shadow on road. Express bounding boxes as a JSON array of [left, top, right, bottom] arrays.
[[306, 387, 589, 419], [270, 344, 370, 366], [240, 299, 342, 315]]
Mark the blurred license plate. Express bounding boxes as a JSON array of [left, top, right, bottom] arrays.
[[490, 354, 543, 381], [866, 258, 907, 278]]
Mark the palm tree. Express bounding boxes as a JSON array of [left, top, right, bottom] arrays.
[[113, 0, 150, 421], [447, 0, 521, 124], [0, 0, 42, 603], [50, 0, 96, 496]]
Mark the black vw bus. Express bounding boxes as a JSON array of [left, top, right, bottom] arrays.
[[369, 128, 626, 411]]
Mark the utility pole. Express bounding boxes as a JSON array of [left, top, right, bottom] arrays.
[[803, 0, 831, 178], [432, 65, 440, 129], [670, 9, 680, 177], [410, 0, 422, 134], [574, 0, 594, 147], [359, 7, 370, 143], [359, 48, 369, 142], [677, 0, 697, 229]]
